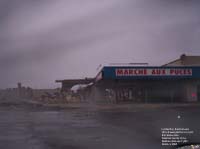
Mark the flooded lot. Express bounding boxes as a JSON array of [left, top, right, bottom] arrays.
[[0, 102, 199, 149]]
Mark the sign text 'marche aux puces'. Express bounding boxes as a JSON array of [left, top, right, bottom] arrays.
[[115, 68, 192, 76]]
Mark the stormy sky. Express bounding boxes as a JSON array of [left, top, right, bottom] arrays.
[[0, 0, 200, 89]]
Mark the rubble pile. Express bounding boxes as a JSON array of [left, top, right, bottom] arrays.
[[0, 83, 92, 105], [36, 91, 87, 104]]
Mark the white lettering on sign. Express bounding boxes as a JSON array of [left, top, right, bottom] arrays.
[[115, 68, 192, 76]]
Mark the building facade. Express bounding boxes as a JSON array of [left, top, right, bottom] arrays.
[[55, 54, 200, 103], [93, 54, 200, 103]]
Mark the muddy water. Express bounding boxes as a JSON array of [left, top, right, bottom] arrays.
[[0, 103, 199, 149]]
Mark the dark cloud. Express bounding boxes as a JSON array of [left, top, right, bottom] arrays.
[[0, 0, 200, 88]]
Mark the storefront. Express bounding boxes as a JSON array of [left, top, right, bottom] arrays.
[[94, 66, 200, 103]]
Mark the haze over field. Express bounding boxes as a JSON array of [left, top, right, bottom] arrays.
[[0, 0, 200, 88]]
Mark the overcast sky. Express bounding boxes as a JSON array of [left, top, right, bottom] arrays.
[[0, 0, 200, 89]]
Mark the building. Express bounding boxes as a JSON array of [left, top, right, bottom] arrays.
[[55, 54, 200, 103], [93, 54, 200, 103], [55, 78, 94, 93], [163, 54, 200, 66]]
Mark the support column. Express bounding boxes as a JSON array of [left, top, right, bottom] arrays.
[[93, 86, 105, 102], [145, 89, 148, 103]]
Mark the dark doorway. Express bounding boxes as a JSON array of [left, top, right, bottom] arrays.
[[197, 85, 200, 102]]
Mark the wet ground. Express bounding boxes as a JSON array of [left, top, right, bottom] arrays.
[[0, 102, 199, 149]]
